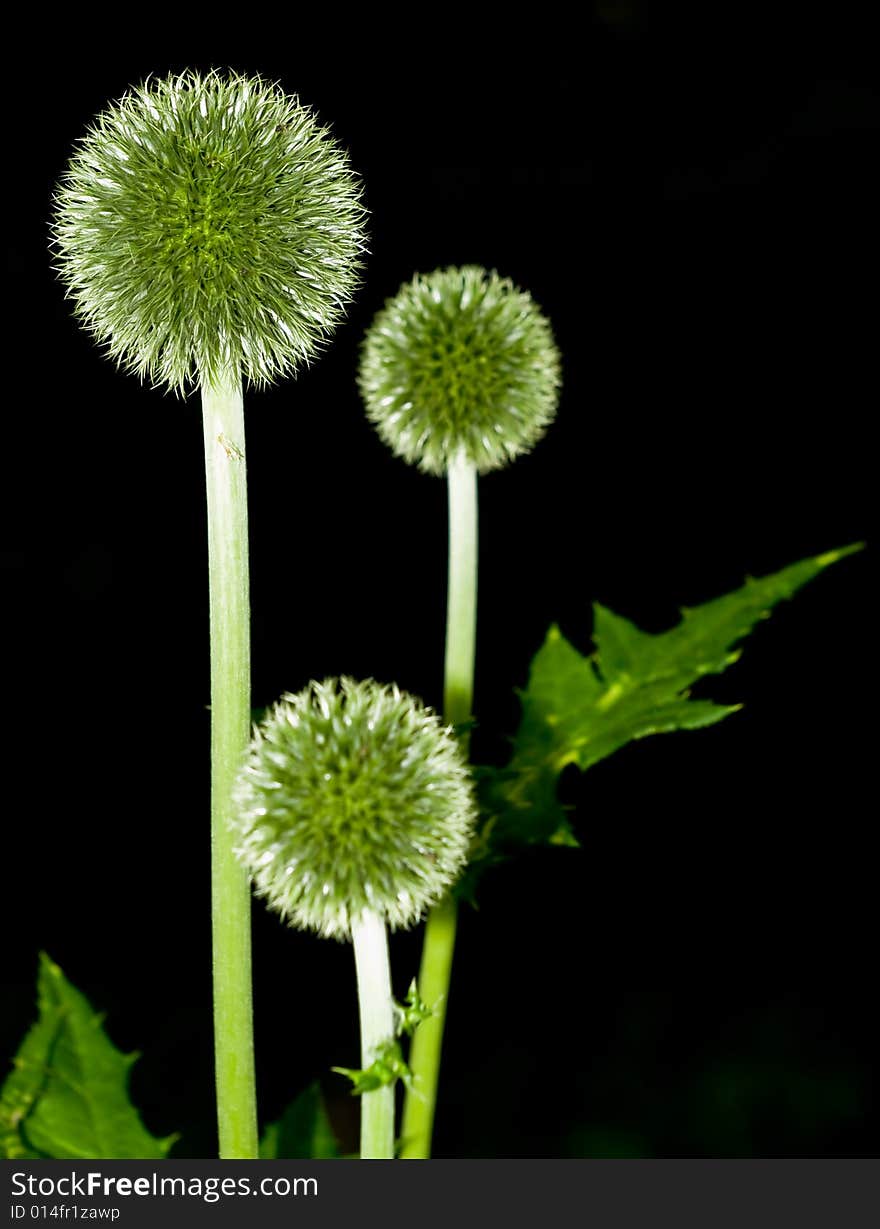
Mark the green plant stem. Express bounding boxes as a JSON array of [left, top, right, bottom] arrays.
[[442, 450, 479, 731], [401, 449, 477, 1159], [201, 371, 258, 1160], [351, 909, 396, 1159]]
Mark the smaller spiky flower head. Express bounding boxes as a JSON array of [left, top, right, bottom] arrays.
[[52, 70, 366, 394], [232, 678, 476, 940], [358, 265, 561, 476]]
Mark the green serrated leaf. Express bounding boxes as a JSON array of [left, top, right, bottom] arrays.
[[0, 955, 174, 1160], [259, 1082, 340, 1159], [0, 987, 58, 1158], [482, 545, 861, 855]]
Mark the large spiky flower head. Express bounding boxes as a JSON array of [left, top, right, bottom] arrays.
[[358, 265, 561, 475], [232, 678, 476, 940], [52, 70, 366, 393]]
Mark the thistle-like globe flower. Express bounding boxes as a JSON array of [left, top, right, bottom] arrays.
[[358, 265, 561, 475], [53, 70, 366, 393], [232, 678, 476, 939]]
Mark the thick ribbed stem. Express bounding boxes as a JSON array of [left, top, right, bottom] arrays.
[[352, 910, 396, 1159], [401, 449, 478, 1159], [201, 371, 258, 1159]]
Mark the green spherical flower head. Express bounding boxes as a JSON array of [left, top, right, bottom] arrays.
[[232, 678, 476, 940], [358, 265, 561, 475], [53, 70, 366, 394]]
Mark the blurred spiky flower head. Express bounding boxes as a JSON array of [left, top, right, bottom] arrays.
[[232, 678, 476, 940], [52, 70, 366, 394], [359, 266, 561, 475]]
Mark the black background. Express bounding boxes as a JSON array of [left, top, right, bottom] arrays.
[[2, 8, 876, 1157]]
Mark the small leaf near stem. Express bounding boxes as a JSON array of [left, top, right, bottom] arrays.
[[402, 451, 478, 1160], [394, 981, 433, 1037], [333, 1040, 413, 1095], [202, 371, 258, 1159], [351, 909, 396, 1159]]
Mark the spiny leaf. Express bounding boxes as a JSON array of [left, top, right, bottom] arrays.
[[393, 981, 433, 1038], [259, 1083, 341, 1159], [0, 955, 174, 1159], [0, 979, 59, 1158], [332, 1041, 412, 1095], [475, 545, 861, 857]]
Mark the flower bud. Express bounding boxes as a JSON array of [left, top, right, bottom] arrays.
[[232, 678, 476, 939], [53, 70, 366, 394], [359, 265, 561, 475]]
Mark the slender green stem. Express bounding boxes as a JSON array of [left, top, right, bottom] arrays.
[[351, 909, 396, 1159], [400, 895, 458, 1159], [201, 371, 258, 1159], [442, 450, 479, 733], [401, 449, 478, 1159]]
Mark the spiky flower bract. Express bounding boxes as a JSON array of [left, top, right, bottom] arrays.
[[53, 71, 366, 394], [232, 679, 476, 940], [358, 266, 561, 475]]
